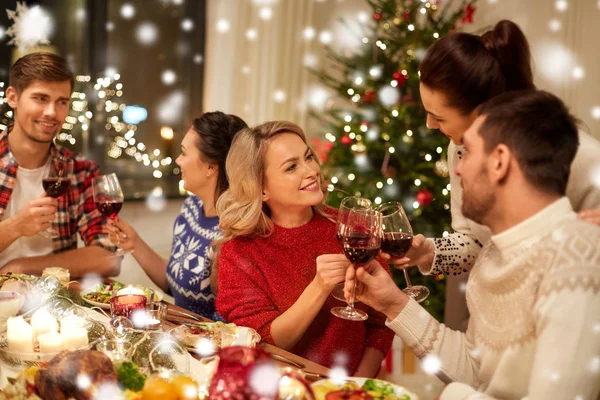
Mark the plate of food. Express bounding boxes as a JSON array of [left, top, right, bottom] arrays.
[[81, 282, 164, 309], [312, 377, 418, 400], [170, 322, 261, 356]]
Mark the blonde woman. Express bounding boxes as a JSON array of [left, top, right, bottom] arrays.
[[215, 121, 394, 377]]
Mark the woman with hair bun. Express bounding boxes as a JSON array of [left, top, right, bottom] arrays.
[[109, 112, 248, 320], [394, 20, 600, 309]]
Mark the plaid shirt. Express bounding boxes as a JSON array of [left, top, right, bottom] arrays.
[[0, 127, 115, 254]]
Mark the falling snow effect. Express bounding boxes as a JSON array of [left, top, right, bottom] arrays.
[[378, 86, 400, 108], [146, 186, 167, 211], [120, 3, 136, 19], [421, 354, 442, 375], [136, 22, 159, 46], [249, 363, 280, 396], [157, 90, 185, 124], [6, 2, 54, 52], [161, 69, 177, 86]]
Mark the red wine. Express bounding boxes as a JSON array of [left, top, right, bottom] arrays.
[[340, 232, 379, 265], [95, 201, 122, 219], [381, 232, 413, 259], [42, 178, 71, 198]]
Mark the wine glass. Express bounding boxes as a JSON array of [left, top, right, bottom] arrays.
[[378, 201, 429, 303], [92, 173, 129, 256], [331, 196, 372, 302], [38, 159, 73, 239], [331, 207, 381, 321]]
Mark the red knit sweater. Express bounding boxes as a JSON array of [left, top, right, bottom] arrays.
[[216, 211, 394, 374]]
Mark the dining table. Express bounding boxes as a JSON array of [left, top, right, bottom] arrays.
[[70, 280, 331, 382]]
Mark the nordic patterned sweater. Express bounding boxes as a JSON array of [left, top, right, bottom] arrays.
[[165, 196, 223, 321]]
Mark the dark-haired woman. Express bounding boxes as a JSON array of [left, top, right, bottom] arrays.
[[395, 20, 600, 287], [108, 112, 248, 320]]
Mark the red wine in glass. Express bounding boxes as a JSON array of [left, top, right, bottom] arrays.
[[95, 199, 123, 219], [377, 201, 429, 303], [381, 232, 413, 259], [42, 178, 71, 198], [341, 232, 379, 265]]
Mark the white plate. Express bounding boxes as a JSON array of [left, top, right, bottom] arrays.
[[311, 377, 418, 400], [81, 286, 164, 310]]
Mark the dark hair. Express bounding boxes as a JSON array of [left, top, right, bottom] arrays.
[[478, 90, 579, 196], [192, 112, 248, 198], [9, 52, 74, 93], [420, 20, 535, 115]]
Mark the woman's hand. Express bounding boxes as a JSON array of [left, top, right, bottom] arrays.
[[313, 254, 351, 293], [579, 209, 600, 226], [107, 218, 138, 252], [380, 234, 435, 270]]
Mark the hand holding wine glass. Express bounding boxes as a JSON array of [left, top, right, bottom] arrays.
[[377, 202, 429, 303], [332, 196, 372, 302], [331, 207, 381, 321], [92, 173, 129, 256], [38, 159, 73, 239]]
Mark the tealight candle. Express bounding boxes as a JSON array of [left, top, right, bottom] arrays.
[[7, 316, 34, 353], [30, 309, 58, 341], [38, 331, 64, 353], [60, 315, 86, 334], [61, 327, 89, 350]]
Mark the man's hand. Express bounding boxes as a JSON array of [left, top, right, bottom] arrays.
[[13, 195, 58, 237], [579, 209, 600, 226], [380, 234, 435, 270], [344, 260, 409, 320]]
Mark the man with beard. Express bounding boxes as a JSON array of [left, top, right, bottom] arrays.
[[0, 52, 120, 277], [345, 90, 600, 399]]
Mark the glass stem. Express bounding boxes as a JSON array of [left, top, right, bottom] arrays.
[[403, 269, 413, 289], [347, 264, 356, 309]]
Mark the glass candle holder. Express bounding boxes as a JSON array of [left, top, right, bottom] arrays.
[[110, 294, 147, 319], [42, 267, 71, 286], [96, 340, 132, 362]]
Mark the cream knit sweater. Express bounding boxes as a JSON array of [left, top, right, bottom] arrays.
[[421, 131, 600, 276], [388, 198, 600, 400]]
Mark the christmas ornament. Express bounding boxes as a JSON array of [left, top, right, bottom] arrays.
[[403, 11, 411, 21], [373, 13, 382, 21], [393, 71, 408, 87], [416, 189, 433, 206], [341, 135, 353, 145], [461, 3, 476, 24], [311, 138, 334, 163], [363, 89, 377, 104]]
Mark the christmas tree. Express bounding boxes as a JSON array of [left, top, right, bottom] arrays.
[[311, 0, 477, 320]]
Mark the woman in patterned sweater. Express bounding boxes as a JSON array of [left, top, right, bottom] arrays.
[[108, 112, 247, 320]]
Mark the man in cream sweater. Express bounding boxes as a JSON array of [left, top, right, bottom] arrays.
[[347, 90, 600, 399]]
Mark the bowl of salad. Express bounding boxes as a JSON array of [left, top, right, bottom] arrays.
[[82, 282, 163, 309]]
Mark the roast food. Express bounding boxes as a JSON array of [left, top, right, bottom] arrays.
[[34, 350, 117, 400]]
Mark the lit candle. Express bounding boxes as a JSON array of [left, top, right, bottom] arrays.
[[31, 309, 58, 341], [117, 287, 145, 296], [38, 331, 64, 353], [60, 315, 86, 334], [61, 327, 89, 350], [7, 316, 34, 353]]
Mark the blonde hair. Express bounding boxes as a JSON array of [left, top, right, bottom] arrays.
[[210, 121, 330, 291]]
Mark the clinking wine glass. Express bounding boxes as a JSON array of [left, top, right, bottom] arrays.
[[92, 173, 130, 256], [378, 201, 429, 303], [331, 196, 372, 302], [38, 159, 73, 239], [331, 207, 381, 321]]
